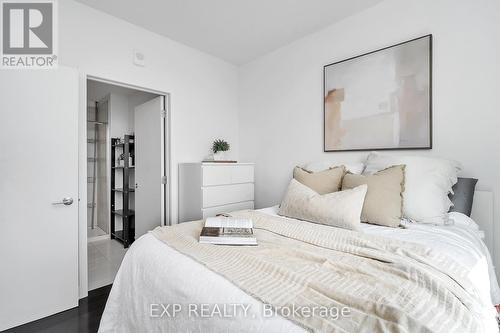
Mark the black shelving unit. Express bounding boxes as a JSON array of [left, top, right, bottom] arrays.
[[110, 135, 135, 248]]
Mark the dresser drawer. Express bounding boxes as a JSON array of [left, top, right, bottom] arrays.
[[230, 165, 254, 184], [202, 183, 254, 208], [202, 165, 254, 186], [202, 201, 254, 219]]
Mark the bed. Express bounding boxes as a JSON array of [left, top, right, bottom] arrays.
[[98, 205, 500, 333]]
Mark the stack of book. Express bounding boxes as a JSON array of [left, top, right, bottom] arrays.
[[199, 216, 257, 245]]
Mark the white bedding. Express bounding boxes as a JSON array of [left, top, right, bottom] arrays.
[[99, 207, 500, 333]]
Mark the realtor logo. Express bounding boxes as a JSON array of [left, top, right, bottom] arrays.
[[1, 0, 57, 68]]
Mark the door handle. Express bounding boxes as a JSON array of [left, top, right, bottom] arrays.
[[52, 197, 74, 206]]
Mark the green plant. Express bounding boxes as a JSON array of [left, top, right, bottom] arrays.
[[212, 139, 230, 153]]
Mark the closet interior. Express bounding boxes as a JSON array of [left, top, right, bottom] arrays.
[[86, 79, 165, 291]]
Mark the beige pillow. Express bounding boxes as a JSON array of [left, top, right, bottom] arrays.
[[293, 165, 345, 195], [342, 165, 405, 228], [278, 179, 367, 231]]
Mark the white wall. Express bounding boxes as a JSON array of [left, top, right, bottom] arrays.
[[63, 0, 500, 296], [60, 0, 239, 298], [239, 0, 500, 265], [109, 93, 131, 139], [60, 0, 239, 225]]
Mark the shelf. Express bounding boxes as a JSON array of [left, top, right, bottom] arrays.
[[112, 166, 135, 169], [87, 120, 107, 125], [111, 230, 135, 247], [112, 138, 134, 147], [111, 230, 125, 242], [112, 188, 135, 193], [112, 142, 134, 146], [112, 209, 135, 217], [111, 134, 136, 249]]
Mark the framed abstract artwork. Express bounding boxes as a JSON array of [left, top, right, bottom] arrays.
[[324, 35, 432, 152]]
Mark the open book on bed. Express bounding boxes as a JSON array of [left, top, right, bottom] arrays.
[[199, 216, 257, 245]]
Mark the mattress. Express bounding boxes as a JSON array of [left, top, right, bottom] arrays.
[[98, 207, 500, 332]]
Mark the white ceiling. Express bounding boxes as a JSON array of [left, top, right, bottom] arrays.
[[75, 0, 383, 65]]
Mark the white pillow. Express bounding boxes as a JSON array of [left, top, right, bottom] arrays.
[[364, 152, 461, 224], [303, 161, 364, 174], [278, 179, 367, 231]]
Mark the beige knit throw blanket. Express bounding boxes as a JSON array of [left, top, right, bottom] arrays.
[[151, 210, 486, 333]]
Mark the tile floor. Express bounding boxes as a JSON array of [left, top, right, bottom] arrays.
[[87, 226, 107, 239], [88, 239, 128, 291]]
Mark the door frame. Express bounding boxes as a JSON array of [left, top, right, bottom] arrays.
[[78, 73, 172, 298]]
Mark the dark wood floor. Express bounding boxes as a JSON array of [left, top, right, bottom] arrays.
[[4, 285, 112, 333]]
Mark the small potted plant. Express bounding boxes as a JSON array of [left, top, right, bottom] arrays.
[[212, 139, 230, 161]]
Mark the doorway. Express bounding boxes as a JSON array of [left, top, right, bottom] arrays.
[[86, 78, 170, 291]]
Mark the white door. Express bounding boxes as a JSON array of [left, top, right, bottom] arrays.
[[134, 96, 167, 238], [0, 68, 79, 330]]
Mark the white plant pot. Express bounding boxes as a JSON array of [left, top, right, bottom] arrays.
[[213, 151, 226, 161]]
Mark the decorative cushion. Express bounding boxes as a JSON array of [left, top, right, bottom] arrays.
[[278, 179, 367, 231], [364, 152, 461, 224], [293, 165, 345, 195], [449, 178, 478, 217], [302, 161, 364, 174], [342, 165, 405, 228]]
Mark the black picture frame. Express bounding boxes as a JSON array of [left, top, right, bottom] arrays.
[[323, 34, 433, 152]]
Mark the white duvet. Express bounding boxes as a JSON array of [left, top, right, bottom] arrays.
[[99, 207, 500, 333]]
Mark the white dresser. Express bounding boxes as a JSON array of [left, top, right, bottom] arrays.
[[178, 162, 255, 222]]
